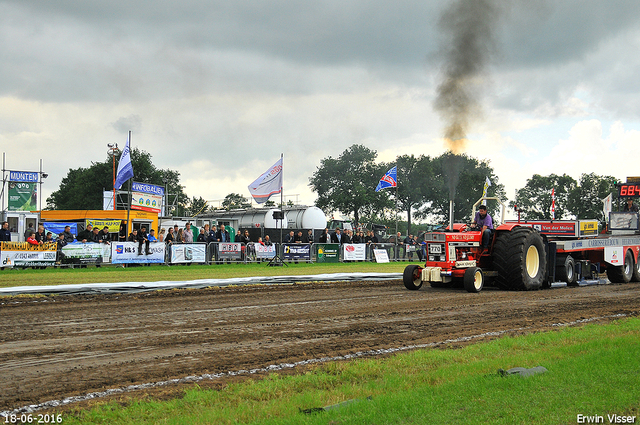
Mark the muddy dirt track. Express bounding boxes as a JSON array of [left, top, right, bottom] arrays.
[[1, 280, 639, 413]]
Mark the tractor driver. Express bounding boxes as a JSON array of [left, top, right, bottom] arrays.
[[472, 204, 494, 249]]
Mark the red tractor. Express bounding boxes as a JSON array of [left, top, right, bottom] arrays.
[[403, 197, 547, 292]]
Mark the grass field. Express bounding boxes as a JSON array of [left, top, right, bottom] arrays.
[[0, 262, 410, 289], [60, 317, 640, 424]]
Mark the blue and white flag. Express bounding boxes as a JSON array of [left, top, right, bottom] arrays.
[[114, 133, 134, 190], [375, 166, 397, 192], [248, 157, 283, 203]]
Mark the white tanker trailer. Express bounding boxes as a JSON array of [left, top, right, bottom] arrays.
[[193, 206, 328, 242]]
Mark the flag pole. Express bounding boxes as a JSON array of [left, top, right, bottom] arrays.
[[280, 152, 284, 241], [395, 162, 398, 237], [126, 131, 132, 235], [395, 162, 399, 261]]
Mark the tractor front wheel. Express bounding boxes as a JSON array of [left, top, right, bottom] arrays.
[[463, 267, 484, 293], [403, 264, 423, 290], [556, 255, 577, 286]]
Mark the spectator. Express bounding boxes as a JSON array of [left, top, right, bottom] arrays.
[[62, 226, 75, 244], [294, 231, 303, 243], [241, 230, 254, 261], [0, 221, 11, 242], [404, 234, 416, 260], [395, 232, 403, 260], [137, 226, 151, 255], [319, 228, 329, 243], [35, 224, 46, 243], [196, 228, 207, 243], [217, 224, 230, 243], [90, 227, 101, 243], [305, 229, 314, 244], [148, 228, 158, 242], [56, 233, 67, 263], [165, 227, 175, 244], [99, 226, 111, 244], [77, 224, 94, 243], [342, 229, 352, 244], [416, 235, 425, 262], [351, 231, 361, 244], [118, 221, 127, 242], [176, 228, 185, 243], [26, 231, 41, 246], [183, 223, 193, 243], [263, 235, 273, 246], [24, 223, 35, 241], [128, 228, 138, 242], [283, 230, 295, 244], [45, 232, 54, 243], [331, 228, 342, 244], [158, 228, 165, 242], [235, 230, 241, 242]]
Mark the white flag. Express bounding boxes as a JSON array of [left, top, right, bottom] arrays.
[[603, 193, 612, 223], [248, 158, 283, 204]]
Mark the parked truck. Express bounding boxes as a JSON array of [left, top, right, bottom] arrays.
[[403, 183, 640, 292]]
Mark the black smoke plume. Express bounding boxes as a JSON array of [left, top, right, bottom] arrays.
[[434, 0, 501, 199]]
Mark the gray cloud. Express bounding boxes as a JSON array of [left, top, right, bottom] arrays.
[[2, 0, 640, 207]]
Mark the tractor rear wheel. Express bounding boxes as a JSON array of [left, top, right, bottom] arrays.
[[493, 227, 546, 291], [463, 267, 484, 293], [556, 255, 578, 286], [403, 264, 423, 290], [608, 249, 633, 283], [632, 253, 640, 282]]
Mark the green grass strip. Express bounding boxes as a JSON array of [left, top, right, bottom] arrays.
[[62, 317, 640, 425]]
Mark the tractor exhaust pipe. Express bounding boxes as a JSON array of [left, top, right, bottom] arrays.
[[449, 199, 454, 230]]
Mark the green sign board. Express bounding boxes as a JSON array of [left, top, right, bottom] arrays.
[[316, 243, 340, 263], [8, 182, 37, 211]]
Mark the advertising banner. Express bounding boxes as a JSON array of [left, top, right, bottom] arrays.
[[43, 222, 78, 238], [8, 182, 37, 211], [315, 243, 339, 263], [373, 249, 390, 263], [86, 219, 122, 233], [343, 243, 366, 261], [609, 213, 639, 231], [283, 244, 311, 261], [509, 220, 578, 237], [111, 242, 165, 264], [254, 244, 276, 259], [131, 182, 164, 213], [1, 242, 57, 268], [170, 243, 206, 263], [579, 220, 599, 237], [219, 243, 243, 260], [9, 171, 39, 182], [61, 243, 111, 264]]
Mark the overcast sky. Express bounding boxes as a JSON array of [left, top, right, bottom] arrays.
[[2, 0, 640, 217]]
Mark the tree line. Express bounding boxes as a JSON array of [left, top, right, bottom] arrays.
[[309, 145, 618, 234]]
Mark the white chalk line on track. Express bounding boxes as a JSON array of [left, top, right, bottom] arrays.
[[0, 313, 627, 417]]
